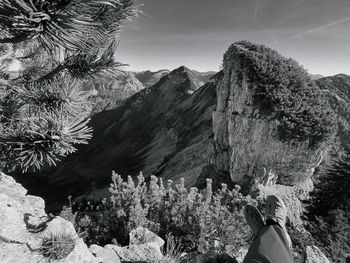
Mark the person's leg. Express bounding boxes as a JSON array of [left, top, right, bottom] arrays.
[[244, 204, 265, 236], [243, 196, 294, 263], [265, 195, 292, 248]]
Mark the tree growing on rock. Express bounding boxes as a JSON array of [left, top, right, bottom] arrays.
[[0, 0, 137, 172], [224, 41, 336, 147], [307, 151, 350, 262]]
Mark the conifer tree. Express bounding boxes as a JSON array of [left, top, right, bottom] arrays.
[[0, 0, 137, 172], [307, 151, 350, 262], [309, 151, 350, 217]]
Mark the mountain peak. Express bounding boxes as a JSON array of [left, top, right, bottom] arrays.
[[170, 65, 191, 75], [134, 69, 170, 87]]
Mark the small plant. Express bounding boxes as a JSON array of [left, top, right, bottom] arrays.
[[59, 196, 77, 225], [39, 232, 76, 262], [160, 233, 183, 263]]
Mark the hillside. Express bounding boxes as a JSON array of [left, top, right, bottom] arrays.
[[88, 73, 145, 114], [14, 66, 220, 209]]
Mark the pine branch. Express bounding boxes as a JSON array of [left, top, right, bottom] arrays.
[[14, 74, 92, 118], [0, 112, 93, 172], [36, 64, 67, 83], [0, 34, 30, 44], [0, 0, 137, 54]]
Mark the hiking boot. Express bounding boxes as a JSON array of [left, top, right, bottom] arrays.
[[244, 204, 265, 236], [265, 195, 287, 226], [265, 195, 292, 248]]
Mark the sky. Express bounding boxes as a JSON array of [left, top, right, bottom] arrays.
[[116, 0, 350, 76]]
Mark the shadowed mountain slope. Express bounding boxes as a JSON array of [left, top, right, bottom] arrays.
[[14, 66, 221, 209]]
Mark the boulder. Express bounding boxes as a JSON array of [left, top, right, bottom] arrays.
[[183, 252, 238, 263], [226, 245, 249, 263], [106, 243, 163, 262], [305, 246, 330, 263], [90, 244, 121, 263], [129, 226, 165, 248]]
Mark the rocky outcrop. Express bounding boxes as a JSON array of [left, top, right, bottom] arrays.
[[0, 172, 98, 263], [0, 173, 167, 263], [211, 41, 330, 187], [90, 243, 164, 262], [89, 227, 165, 262]]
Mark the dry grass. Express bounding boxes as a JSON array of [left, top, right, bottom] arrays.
[[159, 233, 183, 263], [39, 232, 76, 262]]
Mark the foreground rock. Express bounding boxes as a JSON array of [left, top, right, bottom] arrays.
[[0, 172, 98, 263], [89, 227, 165, 263], [183, 252, 238, 263], [130, 227, 165, 248], [0, 173, 167, 263], [305, 246, 330, 263]]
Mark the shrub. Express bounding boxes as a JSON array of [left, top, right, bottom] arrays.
[[224, 41, 335, 146], [74, 172, 255, 253], [39, 232, 76, 262], [59, 196, 77, 225], [306, 151, 350, 262]]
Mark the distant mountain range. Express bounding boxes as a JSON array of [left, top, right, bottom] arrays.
[[309, 73, 324, 80], [12, 64, 350, 211]]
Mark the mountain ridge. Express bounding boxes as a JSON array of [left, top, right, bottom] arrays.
[[14, 66, 219, 209]]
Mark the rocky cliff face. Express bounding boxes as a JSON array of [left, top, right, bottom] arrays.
[[0, 172, 98, 263], [211, 42, 330, 187]]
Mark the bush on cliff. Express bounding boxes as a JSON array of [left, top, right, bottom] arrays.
[[306, 151, 350, 262], [224, 41, 335, 146], [73, 172, 254, 253]]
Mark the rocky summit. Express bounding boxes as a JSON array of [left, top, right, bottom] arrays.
[[210, 41, 334, 188]]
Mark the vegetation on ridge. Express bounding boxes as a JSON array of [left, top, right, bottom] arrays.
[[224, 41, 336, 146], [63, 172, 254, 254]]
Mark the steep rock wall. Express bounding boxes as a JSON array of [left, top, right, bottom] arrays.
[[211, 42, 329, 187]]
